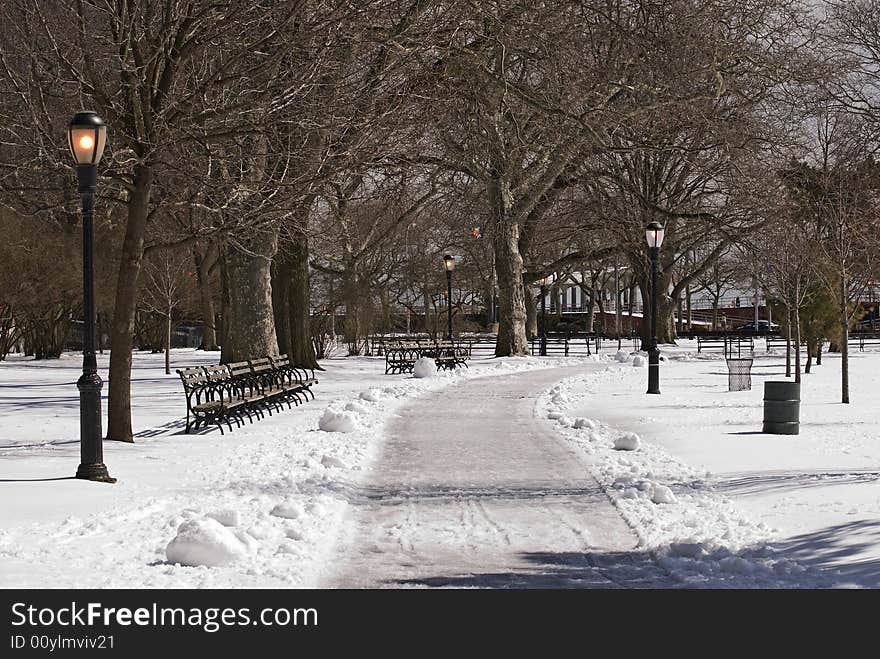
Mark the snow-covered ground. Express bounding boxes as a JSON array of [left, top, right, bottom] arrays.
[[1, 342, 878, 589], [0, 349, 589, 588], [542, 342, 880, 588]]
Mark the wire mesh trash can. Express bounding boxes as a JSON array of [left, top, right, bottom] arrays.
[[726, 357, 753, 391]]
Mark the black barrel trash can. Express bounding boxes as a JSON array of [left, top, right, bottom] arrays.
[[762, 381, 800, 435]]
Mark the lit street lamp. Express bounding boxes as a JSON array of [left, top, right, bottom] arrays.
[[68, 111, 114, 483], [443, 254, 455, 340], [539, 276, 548, 357], [645, 221, 665, 395]]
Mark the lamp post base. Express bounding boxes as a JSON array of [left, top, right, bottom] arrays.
[[647, 349, 661, 394], [75, 462, 116, 483]]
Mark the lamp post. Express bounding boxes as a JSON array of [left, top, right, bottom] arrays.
[[645, 221, 665, 395], [539, 277, 548, 356], [443, 254, 455, 340], [68, 112, 114, 483]]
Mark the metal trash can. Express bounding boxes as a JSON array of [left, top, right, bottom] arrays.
[[726, 357, 753, 391], [762, 381, 800, 435]]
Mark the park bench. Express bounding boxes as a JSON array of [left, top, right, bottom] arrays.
[[176, 354, 318, 434], [384, 340, 421, 374], [765, 335, 788, 352], [765, 335, 813, 353], [529, 332, 603, 357], [384, 339, 469, 374], [431, 340, 470, 371], [696, 335, 727, 353]]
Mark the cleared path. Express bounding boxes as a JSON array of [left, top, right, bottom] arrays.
[[324, 366, 674, 588]]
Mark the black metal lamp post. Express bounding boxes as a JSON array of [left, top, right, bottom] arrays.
[[443, 254, 455, 340], [68, 111, 114, 483], [645, 221, 665, 395], [539, 277, 548, 357]]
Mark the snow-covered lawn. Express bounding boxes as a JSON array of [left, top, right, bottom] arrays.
[[0, 349, 587, 588], [542, 342, 880, 588], [2, 342, 878, 589]]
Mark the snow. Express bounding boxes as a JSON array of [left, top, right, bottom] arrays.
[[652, 484, 676, 504], [0, 348, 597, 588], [615, 350, 630, 363], [318, 407, 360, 433], [2, 341, 878, 588], [205, 509, 241, 527], [613, 432, 641, 451], [411, 357, 436, 378], [632, 355, 645, 367], [270, 500, 306, 520], [166, 517, 257, 567], [358, 389, 383, 402], [540, 340, 880, 587]]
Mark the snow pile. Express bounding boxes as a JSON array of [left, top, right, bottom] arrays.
[[539, 369, 824, 587], [318, 407, 360, 433], [613, 432, 641, 451], [359, 388, 384, 402], [573, 417, 597, 430], [632, 355, 645, 367], [166, 518, 256, 567], [651, 484, 676, 504], [270, 500, 306, 520], [205, 509, 241, 527], [614, 350, 630, 363], [412, 357, 436, 378]]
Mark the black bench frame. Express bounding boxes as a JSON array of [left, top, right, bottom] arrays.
[[383, 339, 470, 374], [176, 354, 317, 434]]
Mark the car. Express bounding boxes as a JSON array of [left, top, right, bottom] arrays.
[[735, 320, 779, 332]]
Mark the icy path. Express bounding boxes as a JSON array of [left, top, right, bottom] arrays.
[[323, 367, 674, 588]]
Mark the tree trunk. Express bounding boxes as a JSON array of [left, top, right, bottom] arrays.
[[815, 339, 822, 366], [491, 196, 528, 357], [287, 230, 319, 369], [639, 282, 676, 347], [614, 263, 622, 338], [271, 250, 293, 356], [165, 309, 171, 376], [379, 287, 391, 334], [107, 164, 153, 443], [343, 257, 362, 355], [805, 342, 812, 374], [793, 295, 802, 384], [785, 307, 792, 378], [712, 299, 719, 331], [194, 245, 219, 351], [627, 283, 635, 333], [423, 283, 432, 338], [223, 235, 279, 362], [585, 286, 595, 333], [219, 257, 231, 363], [840, 276, 849, 404], [526, 286, 537, 339], [686, 285, 692, 331]]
